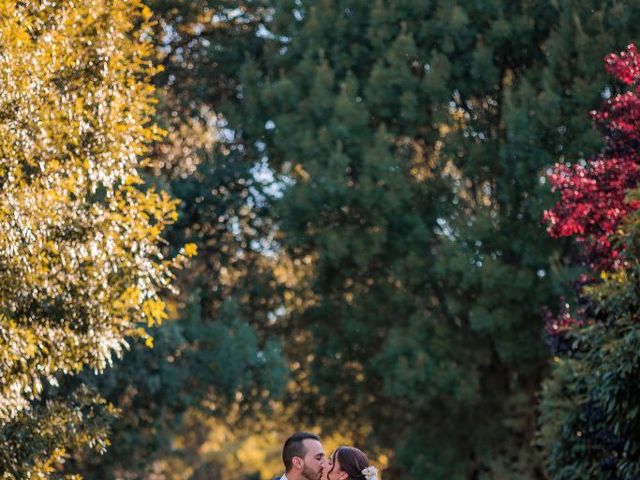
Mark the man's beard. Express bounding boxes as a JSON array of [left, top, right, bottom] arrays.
[[301, 464, 321, 480]]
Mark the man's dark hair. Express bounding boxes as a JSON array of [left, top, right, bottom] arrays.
[[282, 432, 321, 472]]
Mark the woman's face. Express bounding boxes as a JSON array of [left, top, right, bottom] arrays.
[[326, 452, 347, 480]]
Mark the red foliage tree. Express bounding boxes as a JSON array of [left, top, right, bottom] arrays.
[[544, 44, 640, 271]]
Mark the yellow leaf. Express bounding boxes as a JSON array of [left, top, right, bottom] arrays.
[[184, 242, 198, 257], [142, 298, 168, 326], [140, 5, 153, 21]]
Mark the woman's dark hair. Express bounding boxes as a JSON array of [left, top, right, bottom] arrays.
[[330, 446, 369, 480]]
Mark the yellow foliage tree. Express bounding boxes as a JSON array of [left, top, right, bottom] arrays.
[[0, 1, 192, 476]]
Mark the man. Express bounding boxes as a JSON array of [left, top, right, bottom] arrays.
[[279, 432, 325, 480]]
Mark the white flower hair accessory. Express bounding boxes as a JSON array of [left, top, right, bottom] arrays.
[[361, 466, 378, 480]]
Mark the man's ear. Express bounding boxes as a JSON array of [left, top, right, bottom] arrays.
[[292, 457, 303, 471]]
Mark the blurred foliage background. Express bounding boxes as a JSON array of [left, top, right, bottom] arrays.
[[5, 1, 640, 479]]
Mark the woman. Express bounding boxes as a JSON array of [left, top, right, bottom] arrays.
[[325, 446, 378, 480]]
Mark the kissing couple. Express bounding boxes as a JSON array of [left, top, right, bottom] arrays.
[[277, 432, 378, 480]]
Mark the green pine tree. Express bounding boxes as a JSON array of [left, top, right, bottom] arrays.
[[232, 1, 640, 478]]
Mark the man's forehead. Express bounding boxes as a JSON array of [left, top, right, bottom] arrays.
[[302, 438, 324, 454]]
